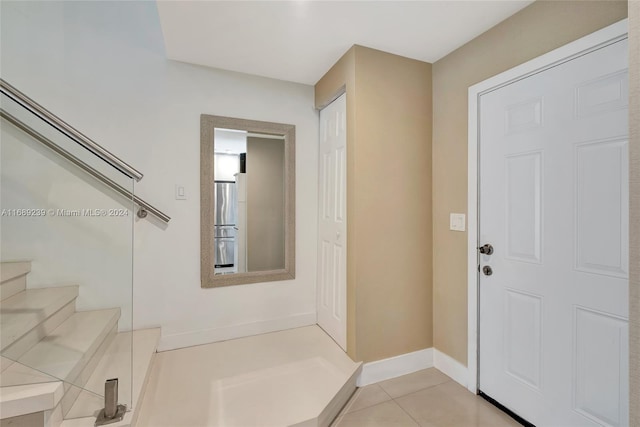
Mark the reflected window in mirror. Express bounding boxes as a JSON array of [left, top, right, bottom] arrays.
[[201, 115, 295, 288]]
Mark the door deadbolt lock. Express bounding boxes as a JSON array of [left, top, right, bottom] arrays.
[[478, 244, 494, 255], [482, 265, 493, 276]]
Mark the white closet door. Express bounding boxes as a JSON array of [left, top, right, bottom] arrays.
[[317, 93, 347, 350]]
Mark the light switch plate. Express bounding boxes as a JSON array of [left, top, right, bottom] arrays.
[[450, 213, 466, 232], [175, 185, 187, 200]]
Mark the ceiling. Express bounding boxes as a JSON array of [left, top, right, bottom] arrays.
[[157, 1, 534, 85]]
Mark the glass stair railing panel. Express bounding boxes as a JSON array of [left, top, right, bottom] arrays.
[[0, 91, 134, 421]]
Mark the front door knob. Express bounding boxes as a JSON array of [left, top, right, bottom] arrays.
[[478, 244, 494, 255]]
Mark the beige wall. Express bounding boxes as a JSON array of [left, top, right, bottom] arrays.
[[432, 0, 629, 365], [316, 46, 433, 363], [629, 0, 639, 424], [247, 136, 285, 271]]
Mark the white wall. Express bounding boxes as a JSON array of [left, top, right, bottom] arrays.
[[0, 1, 319, 350]]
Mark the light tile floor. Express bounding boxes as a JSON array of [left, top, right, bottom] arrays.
[[332, 368, 521, 427]]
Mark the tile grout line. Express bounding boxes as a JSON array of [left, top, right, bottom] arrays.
[[335, 387, 388, 418], [335, 371, 522, 427], [382, 377, 454, 401], [398, 405, 422, 426], [337, 375, 455, 419], [388, 379, 454, 427], [378, 383, 394, 400], [392, 394, 422, 427]]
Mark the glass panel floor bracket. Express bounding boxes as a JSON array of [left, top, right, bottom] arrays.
[[95, 378, 127, 426]]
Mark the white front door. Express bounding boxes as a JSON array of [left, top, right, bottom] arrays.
[[479, 38, 629, 426], [317, 93, 347, 350]]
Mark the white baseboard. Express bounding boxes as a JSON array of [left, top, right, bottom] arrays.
[[157, 312, 316, 351], [357, 348, 434, 387], [433, 349, 469, 388]]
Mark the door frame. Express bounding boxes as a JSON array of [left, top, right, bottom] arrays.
[[466, 19, 628, 394]]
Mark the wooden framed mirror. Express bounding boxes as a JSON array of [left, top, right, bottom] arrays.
[[200, 115, 295, 287]]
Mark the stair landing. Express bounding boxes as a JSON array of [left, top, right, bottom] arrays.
[[135, 326, 361, 427]]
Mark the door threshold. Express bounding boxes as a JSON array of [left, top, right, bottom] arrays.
[[479, 390, 536, 427]]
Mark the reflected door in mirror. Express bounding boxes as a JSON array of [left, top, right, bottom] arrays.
[[246, 136, 285, 272]]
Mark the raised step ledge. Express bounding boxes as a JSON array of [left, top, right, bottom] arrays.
[[0, 262, 31, 284], [59, 328, 161, 427], [135, 325, 359, 427], [316, 363, 362, 427], [1, 286, 79, 351], [0, 381, 63, 420], [0, 361, 63, 420]]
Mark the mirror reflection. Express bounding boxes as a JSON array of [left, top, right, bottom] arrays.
[[213, 128, 285, 275], [200, 114, 294, 288]]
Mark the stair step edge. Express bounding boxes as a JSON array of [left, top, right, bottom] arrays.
[[0, 276, 26, 302], [0, 380, 64, 420], [0, 262, 31, 284], [15, 309, 121, 386], [1, 286, 80, 352], [1, 309, 120, 420]]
